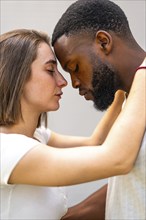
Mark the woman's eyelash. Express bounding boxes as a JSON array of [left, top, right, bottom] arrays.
[[47, 69, 55, 73]]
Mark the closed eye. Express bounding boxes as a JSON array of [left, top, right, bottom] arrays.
[[47, 69, 55, 75], [65, 63, 79, 74], [74, 64, 79, 73]]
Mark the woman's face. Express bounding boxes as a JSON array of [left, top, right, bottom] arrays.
[[22, 42, 67, 113]]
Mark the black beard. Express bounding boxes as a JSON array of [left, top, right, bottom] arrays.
[[92, 63, 121, 111]]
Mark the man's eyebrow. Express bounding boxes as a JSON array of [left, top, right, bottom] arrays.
[[64, 60, 70, 71], [45, 59, 57, 65]]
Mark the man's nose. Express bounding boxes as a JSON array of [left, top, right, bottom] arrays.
[[71, 75, 80, 89]]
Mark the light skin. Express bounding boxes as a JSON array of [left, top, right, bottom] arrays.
[[2, 43, 67, 137], [1, 41, 124, 144], [1, 42, 145, 187], [1, 41, 145, 220]]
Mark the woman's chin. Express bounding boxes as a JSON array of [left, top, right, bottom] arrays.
[[47, 104, 60, 112]]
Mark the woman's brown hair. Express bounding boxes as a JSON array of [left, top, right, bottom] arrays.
[[0, 29, 50, 127]]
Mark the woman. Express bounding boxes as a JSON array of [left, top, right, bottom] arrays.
[[0, 29, 145, 220]]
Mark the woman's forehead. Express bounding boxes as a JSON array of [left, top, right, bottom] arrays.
[[37, 42, 56, 63]]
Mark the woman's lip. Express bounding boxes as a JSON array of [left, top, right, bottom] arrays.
[[55, 92, 63, 99], [55, 92, 63, 96]]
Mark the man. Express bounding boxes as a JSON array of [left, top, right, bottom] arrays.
[[52, 0, 146, 219]]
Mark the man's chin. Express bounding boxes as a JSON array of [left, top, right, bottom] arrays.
[[82, 92, 94, 101], [93, 103, 107, 111], [93, 99, 113, 111]]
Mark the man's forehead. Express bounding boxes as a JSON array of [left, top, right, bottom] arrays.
[[54, 35, 78, 53], [55, 34, 93, 57]]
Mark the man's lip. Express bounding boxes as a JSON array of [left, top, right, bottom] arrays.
[[84, 93, 92, 100], [79, 89, 93, 100], [79, 90, 87, 96]]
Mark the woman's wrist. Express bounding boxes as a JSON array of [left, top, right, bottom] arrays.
[[136, 66, 146, 72], [111, 90, 125, 107], [135, 57, 146, 72]]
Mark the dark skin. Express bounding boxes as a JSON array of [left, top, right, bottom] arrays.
[[54, 31, 146, 220], [61, 185, 107, 220], [54, 31, 145, 95]]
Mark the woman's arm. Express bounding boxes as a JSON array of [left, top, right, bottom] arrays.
[[48, 90, 125, 148], [9, 70, 145, 186]]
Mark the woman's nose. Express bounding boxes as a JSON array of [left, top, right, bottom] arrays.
[[56, 71, 68, 88]]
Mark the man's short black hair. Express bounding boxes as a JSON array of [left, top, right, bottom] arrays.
[[52, 0, 132, 46]]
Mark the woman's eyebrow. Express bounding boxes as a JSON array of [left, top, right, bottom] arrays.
[[45, 59, 57, 65]]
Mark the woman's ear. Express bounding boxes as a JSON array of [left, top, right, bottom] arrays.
[[95, 30, 113, 55]]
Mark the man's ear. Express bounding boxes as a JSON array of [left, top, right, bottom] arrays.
[[95, 30, 113, 55]]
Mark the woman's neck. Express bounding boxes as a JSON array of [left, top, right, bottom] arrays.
[[0, 115, 39, 138]]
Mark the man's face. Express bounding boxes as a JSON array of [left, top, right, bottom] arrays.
[[90, 53, 121, 110], [54, 34, 121, 110]]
